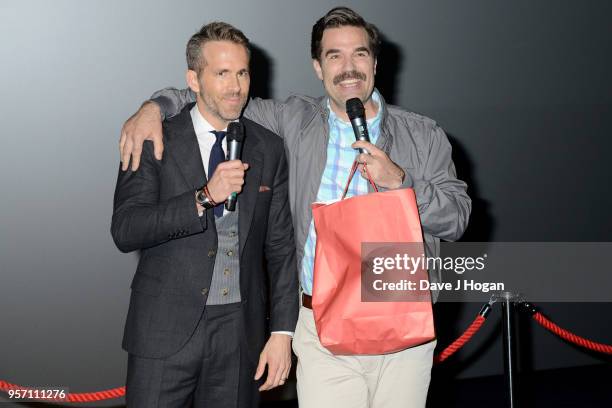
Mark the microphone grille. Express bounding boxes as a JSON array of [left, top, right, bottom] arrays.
[[227, 121, 244, 142], [346, 98, 365, 119]]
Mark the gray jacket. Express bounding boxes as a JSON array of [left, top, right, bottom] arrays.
[[153, 89, 472, 297]]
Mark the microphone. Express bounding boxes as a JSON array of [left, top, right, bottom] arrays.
[[225, 121, 245, 211], [346, 97, 370, 154]]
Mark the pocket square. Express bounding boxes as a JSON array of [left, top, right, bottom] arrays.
[[259, 185, 271, 192]]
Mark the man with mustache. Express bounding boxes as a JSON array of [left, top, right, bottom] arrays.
[[119, 7, 471, 408], [112, 22, 298, 407]]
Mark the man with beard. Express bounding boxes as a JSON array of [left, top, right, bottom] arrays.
[[111, 22, 298, 407], [118, 7, 471, 408]]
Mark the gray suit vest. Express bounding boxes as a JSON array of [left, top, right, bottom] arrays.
[[206, 207, 241, 305]]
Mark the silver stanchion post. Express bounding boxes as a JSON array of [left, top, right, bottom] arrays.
[[499, 291, 522, 408]]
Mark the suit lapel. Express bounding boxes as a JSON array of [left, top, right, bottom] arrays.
[[239, 126, 263, 257], [165, 103, 208, 190], [164, 104, 218, 232]]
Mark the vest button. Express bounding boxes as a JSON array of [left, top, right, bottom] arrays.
[[201, 288, 209, 296], [208, 249, 216, 258]]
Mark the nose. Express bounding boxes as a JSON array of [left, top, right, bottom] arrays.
[[229, 75, 241, 93], [342, 55, 356, 71]]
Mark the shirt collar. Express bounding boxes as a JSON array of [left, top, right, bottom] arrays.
[[190, 104, 238, 136]]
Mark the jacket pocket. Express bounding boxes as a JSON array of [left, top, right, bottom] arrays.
[[130, 273, 163, 296]]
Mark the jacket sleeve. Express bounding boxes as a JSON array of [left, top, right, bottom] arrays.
[[263, 142, 299, 332], [150, 88, 196, 120], [402, 125, 471, 242], [149, 88, 286, 137], [111, 141, 206, 252], [243, 98, 285, 136]]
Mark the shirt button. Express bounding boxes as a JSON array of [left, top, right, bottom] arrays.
[[229, 231, 237, 237], [224, 268, 231, 276], [226, 250, 234, 257], [201, 288, 209, 296], [208, 249, 216, 258], [221, 288, 229, 296]]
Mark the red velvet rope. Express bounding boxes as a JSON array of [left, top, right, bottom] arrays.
[[433, 315, 487, 364], [533, 312, 612, 354]]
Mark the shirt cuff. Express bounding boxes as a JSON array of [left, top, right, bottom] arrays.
[[400, 167, 415, 189], [271, 331, 294, 338]]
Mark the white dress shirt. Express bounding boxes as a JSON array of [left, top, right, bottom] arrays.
[[190, 105, 231, 217]]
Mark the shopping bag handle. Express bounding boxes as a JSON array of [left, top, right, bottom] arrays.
[[342, 159, 379, 200]]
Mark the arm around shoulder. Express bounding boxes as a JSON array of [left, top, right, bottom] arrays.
[[150, 87, 196, 120], [119, 87, 195, 171], [243, 97, 285, 136]]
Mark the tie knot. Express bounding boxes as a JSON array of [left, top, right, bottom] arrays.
[[210, 130, 226, 145]]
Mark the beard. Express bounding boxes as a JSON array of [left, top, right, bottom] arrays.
[[200, 90, 246, 123]]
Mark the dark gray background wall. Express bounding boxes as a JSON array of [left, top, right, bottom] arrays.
[[1, 0, 611, 405]]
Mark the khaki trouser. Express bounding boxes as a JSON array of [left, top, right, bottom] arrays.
[[292, 306, 435, 408]]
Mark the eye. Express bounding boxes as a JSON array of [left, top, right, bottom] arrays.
[[238, 71, 249, 77], [216, 71, 227, 77]]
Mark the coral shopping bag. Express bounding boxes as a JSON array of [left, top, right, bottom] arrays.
[[311, 161, 435, 355]]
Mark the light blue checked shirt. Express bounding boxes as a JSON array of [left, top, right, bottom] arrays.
[[300, 92, 382, 295]]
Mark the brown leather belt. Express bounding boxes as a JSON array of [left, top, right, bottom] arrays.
[[302, 293, 313, 309]]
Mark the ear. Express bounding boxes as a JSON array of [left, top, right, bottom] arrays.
[[312, 59, 324, 81], [374, 58, 377, 76], [186, 70, 200, 93]]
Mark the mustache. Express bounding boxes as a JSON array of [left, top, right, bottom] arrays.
[[333, 70, 366, 85]]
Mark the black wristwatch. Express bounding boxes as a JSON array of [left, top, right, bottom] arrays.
[[195, 186, 215, 210]]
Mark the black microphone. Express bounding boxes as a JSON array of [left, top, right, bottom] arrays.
[[225, 121, 245, 211], [346, 97, 370, 154]]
